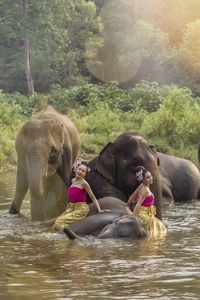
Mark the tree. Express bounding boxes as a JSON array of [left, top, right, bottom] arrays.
[[22, 0, 34, 95], [0, 0, 103, 93], [175, 19, 200, 95], [86, 0, 173, 86]]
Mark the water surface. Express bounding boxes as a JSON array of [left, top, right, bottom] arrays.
[[0, 170, 200, 299]]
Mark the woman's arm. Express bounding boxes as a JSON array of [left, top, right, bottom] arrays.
[[84, 182, 110, 213], [127, 185, 141, 208], [132, 189, 148, 216]]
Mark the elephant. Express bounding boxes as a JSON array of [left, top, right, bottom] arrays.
[[9, 106, 80, 221], [64, 215, 146, 240], [85, 132, 163, 220], [63, 197, 147, 239], [66, 196, 133, 236], [158, 152, 200, 205]]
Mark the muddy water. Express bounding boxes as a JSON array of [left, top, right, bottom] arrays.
[[0, 170, 200, 299]]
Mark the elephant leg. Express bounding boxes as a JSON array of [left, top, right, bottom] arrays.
[[9, 164, 28, 214], [162, 188, 175, 206], [30, 195, 46, 221]]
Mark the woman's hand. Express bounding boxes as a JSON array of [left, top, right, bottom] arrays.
[[99, 209, 111, 213]]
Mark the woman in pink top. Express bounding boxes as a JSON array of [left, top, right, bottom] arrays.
[[127, 166, 166, 237], [52, 161, 109, 231]]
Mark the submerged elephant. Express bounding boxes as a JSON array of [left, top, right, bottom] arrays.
[[64, 215, 146, 240], [85, 132, 163, 220], [9, 106, 80, 221], [65, 196, 132, 236], [63, 197, 146, 240], [158, 152, 200, 205]]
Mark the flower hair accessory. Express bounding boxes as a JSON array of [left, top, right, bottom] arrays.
[[73, 160, 91, 173], [136, 169, 143, 182], [73, 160, 81, 172]]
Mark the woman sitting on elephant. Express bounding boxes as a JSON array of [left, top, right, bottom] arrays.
[[52, 161, 110, 231], [127, 166, 167, 237]]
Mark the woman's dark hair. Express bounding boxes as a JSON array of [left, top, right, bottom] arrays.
[[135, 165, 148, 182], [80, 161, 91, 174]]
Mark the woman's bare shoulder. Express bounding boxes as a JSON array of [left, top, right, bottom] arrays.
[[81, 178, 89, 188], [140, 185, 149, 196]]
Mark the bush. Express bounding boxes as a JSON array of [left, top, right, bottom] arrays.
[[1, 81, 200, 169], [142, 86, 200, 145], [0, 90, 25, 167]]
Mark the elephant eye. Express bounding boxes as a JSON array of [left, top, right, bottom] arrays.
[[132, 160, 141, 169], [49, 147, 59, 164], [51, 146, 58, 154]]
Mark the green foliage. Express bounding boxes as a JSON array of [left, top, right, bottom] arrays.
[[115, 81, 171, 112], [87, 101, 123, 137], [48, 81, 172, 114], [0, 0, 103, 94], [0, 90, 25, 167], [0, 81, 200, 169], [0, 91, 22, 125], [142, 86, 200, 145], [68, 108, 89, 134], [1, 0, 200, 96], [174, 19, 200, 95], [5, 92, 37, 117], [79, 133, 109, 156]]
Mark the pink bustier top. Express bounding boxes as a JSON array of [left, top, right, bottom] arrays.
[[68, 186, 87, 203], [136, 193, 155, 206]]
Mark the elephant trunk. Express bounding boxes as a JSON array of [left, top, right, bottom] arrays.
[[27, 157, 47, 201]]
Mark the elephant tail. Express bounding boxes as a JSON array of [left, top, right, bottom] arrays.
[[63, 227, 79, 240]]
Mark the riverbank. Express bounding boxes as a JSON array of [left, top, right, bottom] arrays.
[[1, 82, 200, 170]]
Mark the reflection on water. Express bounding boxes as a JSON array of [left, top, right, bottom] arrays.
[[1, 170, 200, 299]]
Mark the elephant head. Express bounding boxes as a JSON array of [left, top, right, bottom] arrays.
[[21, 118, 65, 201], [97, 215, 147, 239], [88, 132, 163, 219]]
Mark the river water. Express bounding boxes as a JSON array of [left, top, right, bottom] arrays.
[[0, 170, 200, 300]]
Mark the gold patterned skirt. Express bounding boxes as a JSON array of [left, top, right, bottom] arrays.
[[52, 202, 90, 231], [138, 205, 167, 237]]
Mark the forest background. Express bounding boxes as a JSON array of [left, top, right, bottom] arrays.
[[1, 0, 200, 169]]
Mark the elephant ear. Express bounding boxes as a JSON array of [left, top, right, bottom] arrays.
[[149, 144, 160, 166], [97, 142, 116, 185]]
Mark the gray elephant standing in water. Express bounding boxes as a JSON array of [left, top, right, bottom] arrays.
[[85, 132, 163, 220], [9, 106, 80, 221], [158, 152, 200, 205]]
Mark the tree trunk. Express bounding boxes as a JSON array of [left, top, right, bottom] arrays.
[[22, 0, 34, 96]]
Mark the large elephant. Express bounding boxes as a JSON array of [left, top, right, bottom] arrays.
[[9, 106, 80, 221], [63, 197, 146, 239], [158, 152, 200, 205], [85, 132, 163, 220]]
